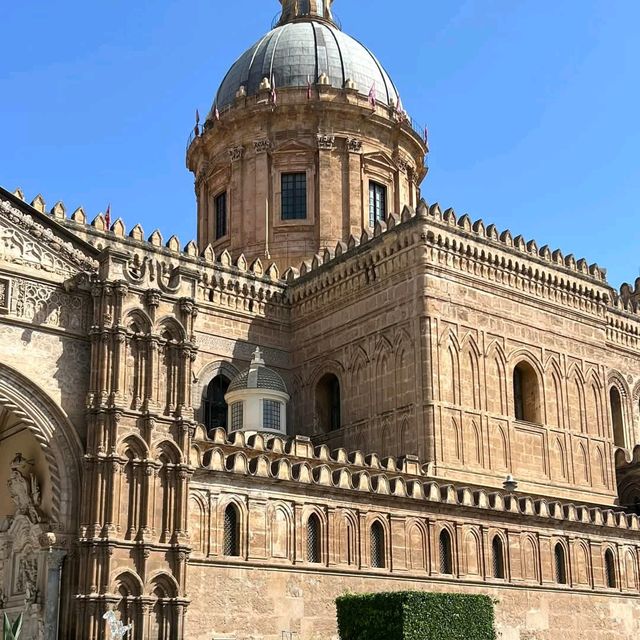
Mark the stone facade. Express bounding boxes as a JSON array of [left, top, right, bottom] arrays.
[[1, 2, 640, 639]]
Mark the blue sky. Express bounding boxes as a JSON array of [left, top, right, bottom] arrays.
[[1, 0, 638, 287]]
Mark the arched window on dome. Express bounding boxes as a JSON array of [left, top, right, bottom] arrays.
[[605, 549, 617, 588], [439, 529, 453, 575], [554, 543, 568, 585], [513, 361, 541, 423], [204, 375, 230, 430], [610, 387, 625, 447], [306, 513, 322, 563], [492, 536, 505, 579], [315, 373, 341, 432], [370, 521, 385, 568], [223, 503, 240, 557]]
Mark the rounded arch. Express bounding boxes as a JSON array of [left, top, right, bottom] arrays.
[[0, 362, 82, 530], [511, 357, 543, 424], [193, 360, 240, 419]]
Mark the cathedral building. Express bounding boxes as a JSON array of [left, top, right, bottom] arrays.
[[2, 1, 640, 638]]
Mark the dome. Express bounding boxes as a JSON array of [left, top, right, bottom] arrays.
[[213, 20, 399, 112], [227, 348, 288, 394]]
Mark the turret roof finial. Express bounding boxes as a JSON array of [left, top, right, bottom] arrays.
[[279, 0, 335, 26]]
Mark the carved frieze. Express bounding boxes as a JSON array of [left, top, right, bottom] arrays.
[[12, 279, 88, 331], [194, 332, 289, 368], [0, 198, 97, 274]]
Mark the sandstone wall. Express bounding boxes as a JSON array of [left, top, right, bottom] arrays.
[[185, 564, 640, 640]]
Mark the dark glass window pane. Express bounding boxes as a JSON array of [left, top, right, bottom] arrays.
[[369, 181, 387, 227], [204, 375, 230, 429], [215, 192, 227, 240], [492, 536, 505, 579], [281, 172, 307, 220], [554, 544, 567, 584], [307, 514, 321, 563]]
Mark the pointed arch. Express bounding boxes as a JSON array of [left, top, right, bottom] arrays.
[[521, 534, 539, 582], [460, 335, 481, 410], [624, 549, 638, 591], [574, 442, 589, 484], [348, 345, 370, 423], [440, 330, 460, 405], [438, 527, 454, 575], [550, 437, 567, 481], [485, 342, 507, 415], [545, 359, 564, 428], [374, 336, 394, 413], [406, 520, 428, 571], [573, 541, 591, 586], [463, 528, 481, 576], [554, 542, 568, 585], [337, 509, 358, 566], [491, 535, 506, 579], [567, 369, 585, 433], [369, 519, 386, 568], [604, 548, 617, 589], [394, 329, 414, 409], [267, 502, 294, 560]]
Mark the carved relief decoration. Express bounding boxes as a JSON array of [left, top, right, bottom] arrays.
[[346, 137, 362, 153], [227, 146, 245, 162], [0, 198, 97, 274], [317, 134, 336, 151], [12, 280, 88, 331], [0, 276, 10, 310], [253, 139, 272, 154]]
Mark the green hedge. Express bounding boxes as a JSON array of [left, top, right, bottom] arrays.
[[336, 591, 497, 640]]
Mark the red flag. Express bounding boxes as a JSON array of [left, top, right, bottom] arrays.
[[104, 204, 111, 230], [307, 75, 312, 100], [368, 82, 377, 108]]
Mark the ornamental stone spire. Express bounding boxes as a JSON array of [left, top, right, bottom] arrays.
[[278, 0, 335, 25]]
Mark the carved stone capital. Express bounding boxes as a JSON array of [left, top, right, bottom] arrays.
[[145, 288, 162, 309], [317, 134, 335, 150], [253, 139, 272, 154], [346, 137, 362, 153], [227, 146, 245, 162]]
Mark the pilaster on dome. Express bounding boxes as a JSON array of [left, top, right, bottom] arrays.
[[278, 0, 336, 26]]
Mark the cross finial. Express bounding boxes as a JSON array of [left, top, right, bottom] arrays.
[[251, 347, 265, 366]]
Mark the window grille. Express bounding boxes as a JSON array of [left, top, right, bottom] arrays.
[[605, 549, 616, 588], [231, 402, 244, 430], [215, 191, 227, 240], [439, 529, 453, 574], [263, 400, 281, 430], [306, 514, 321, 563], [223, 504, 240, 556], [554, 543, 567, 584], [492, 536, 505, 579], [369, 181, 386, 227], [370, 521, 385, 568], [281, 172, 307, 220]]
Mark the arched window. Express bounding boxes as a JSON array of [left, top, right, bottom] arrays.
[[610, 387, 625, 447], [370, 521, 385, 568], [204, 375, 230, 430], [605, 549, 616, 588], [554, 543, 567, 584], [492, 536, 505, 579], [306, 513, 322, 563], [315, 374, 341, 432], [513, 361, 541, 423], [439, 529, 453, 575], [223, 504, 240, 557]]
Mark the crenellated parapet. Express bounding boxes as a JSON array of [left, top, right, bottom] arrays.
[[193, 426, 640, 537]]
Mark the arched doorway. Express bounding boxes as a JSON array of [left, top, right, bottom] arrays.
[[0, 363, 82, 640], [203, 375, 231, 430]]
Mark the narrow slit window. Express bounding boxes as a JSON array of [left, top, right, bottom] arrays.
[[215, 191, 227, 240]]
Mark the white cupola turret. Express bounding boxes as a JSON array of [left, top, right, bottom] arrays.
[[225, 348, 290, 435]]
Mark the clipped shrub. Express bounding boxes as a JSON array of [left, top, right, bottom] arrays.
[[336, 591, 497, 640]]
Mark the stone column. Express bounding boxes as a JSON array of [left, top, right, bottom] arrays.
[[42, 549, 66, 640], [346, 138, 363, 234]]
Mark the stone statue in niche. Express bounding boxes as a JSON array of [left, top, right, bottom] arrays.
[[7, 453, 42, 523]]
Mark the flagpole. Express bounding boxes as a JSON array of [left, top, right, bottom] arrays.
[[265, 195, 271, 260]]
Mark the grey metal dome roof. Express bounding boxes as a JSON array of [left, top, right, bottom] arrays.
[[228, 364, 288, 394], [213, 21, 399, 112]]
